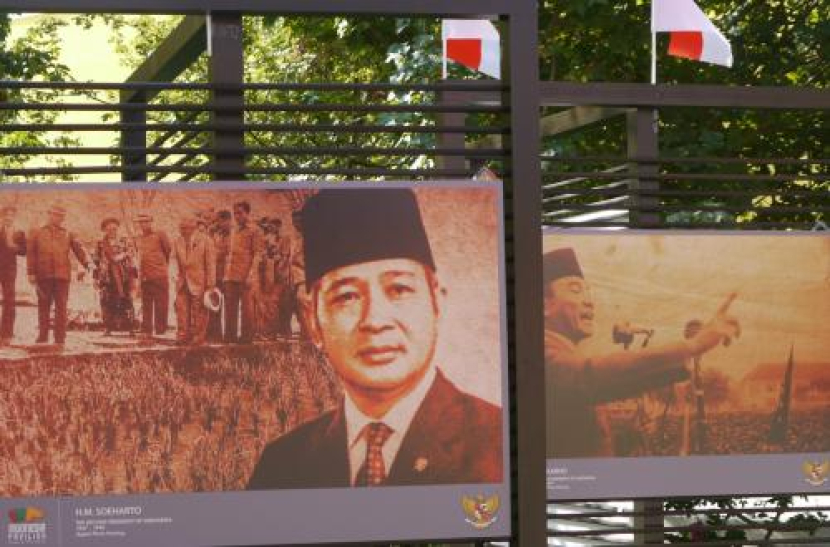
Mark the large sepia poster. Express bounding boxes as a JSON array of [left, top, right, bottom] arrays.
[[0, 181, 510, 546], [544, 229, 830, 500]]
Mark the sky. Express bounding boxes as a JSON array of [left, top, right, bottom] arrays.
[[9, 14, 138, 182]]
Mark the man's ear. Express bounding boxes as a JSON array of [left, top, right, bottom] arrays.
[[306, 288, 325, 351], [429, 270, 446, 318]]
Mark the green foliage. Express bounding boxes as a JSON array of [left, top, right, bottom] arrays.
[[540, 0, 828, 86], [0, 15, 80, 181], [15, 5, 827, 203], [541, 0, 827, 226], [82, 14, 501, 180], [664, 495, 828, 543]]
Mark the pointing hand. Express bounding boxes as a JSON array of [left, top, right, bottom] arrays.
[[689, 292, 741, 355]]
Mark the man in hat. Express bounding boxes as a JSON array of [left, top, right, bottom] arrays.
[[223, 201, 263, 344], [258, 217, 292, 337], [543, 247, 740, 458], [134, 214, 171, 338], [172, 217, 216, 346], [248, 188, 502, 489], [27, 203, 91, 346], [0, 205, 26, 346]]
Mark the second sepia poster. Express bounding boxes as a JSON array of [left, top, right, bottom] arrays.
[[544, 229, 830, 499]]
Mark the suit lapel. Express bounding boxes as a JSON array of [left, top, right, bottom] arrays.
[[308, 403, 351, 487], [387, 371, 464, 485]]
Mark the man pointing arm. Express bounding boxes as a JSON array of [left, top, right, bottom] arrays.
[[544, 247, 740, 457]]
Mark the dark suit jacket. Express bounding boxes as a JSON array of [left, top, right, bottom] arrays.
[[247, 370, 503, 489], [545, 328, 688, 458], [0, 228, 25, 279], [173, 232, 216, 296], [27, 225, 88, 281]]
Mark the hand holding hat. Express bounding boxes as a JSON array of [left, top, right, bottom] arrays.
[[203, 287, 224, 312]]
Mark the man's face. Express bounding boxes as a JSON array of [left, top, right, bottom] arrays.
[[544, 276, 595, 342], [218, 217, 232, 231], [233, 206, 249, 227], [1, 210, 15, 227], [48, 211, 65, 228], [312, 258, 440, 399], [180, 224, 195, 239], [138, 220, 152, 235], [105, 223, 118, 238]]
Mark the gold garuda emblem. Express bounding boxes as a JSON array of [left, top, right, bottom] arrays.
[[802, 459, 830, 487], [461, 494, 500, 529]]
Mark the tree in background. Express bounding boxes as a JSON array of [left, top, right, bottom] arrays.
[[0, 15, 80, 181], [54, 4, 830, 214], [82, 15, 449, 180], [539, 0, 827, 227]]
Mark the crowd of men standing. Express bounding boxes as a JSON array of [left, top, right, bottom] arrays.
[[0, 200, 304, 350]]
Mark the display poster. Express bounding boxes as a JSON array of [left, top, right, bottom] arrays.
[[543, 229, 830, 500], [0, 181, 510, 546]]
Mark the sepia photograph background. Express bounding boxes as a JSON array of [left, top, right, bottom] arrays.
[[0, 183, 505, 498], [544, 230, 830, 458]]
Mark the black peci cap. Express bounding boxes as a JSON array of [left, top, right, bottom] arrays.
[[543, 247, 583, 284], [302, 188, 436, 289]]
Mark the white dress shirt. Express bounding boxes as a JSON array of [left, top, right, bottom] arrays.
[[343, 366, 437, 485]]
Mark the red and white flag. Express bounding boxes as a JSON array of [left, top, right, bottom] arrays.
[[652, 0, 733, 67], [441, 19, 501, 79]]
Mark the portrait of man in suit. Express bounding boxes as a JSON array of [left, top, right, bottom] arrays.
[[248, 188, 503, 489], [173, 216, 216, 346], [223, 201, 264, 344], [134, 213, 172, 339], [27, 202, 91, 348]]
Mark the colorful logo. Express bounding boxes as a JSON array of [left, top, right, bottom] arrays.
[[461, 494, 500, 529], [7, 506, 47, 545], [802, 459, 830, 487], [7, 508, 44, 524]]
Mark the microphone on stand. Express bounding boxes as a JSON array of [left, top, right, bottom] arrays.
[[684, 319, 706, 454], [612, 321, 655, 350]]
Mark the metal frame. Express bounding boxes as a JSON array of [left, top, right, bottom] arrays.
[[0, 3, 545, 547], [541, 81, 830, 109], [5, 3, 825, 545]]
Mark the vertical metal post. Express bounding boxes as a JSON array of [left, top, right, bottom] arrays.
[[629, 105, 664, 544], [120, 91, 147, 182], [436, 86, 467, 172], [504, 5, 545, 547], [634, 499, 664, 544], [626, 107, 661, 228], [208, 12, 245, 181]]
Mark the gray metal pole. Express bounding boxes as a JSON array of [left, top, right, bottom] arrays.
[[120, 90, 147, 182], [208, 11, 245, 181], [436, 86, 468, 173], [626, 107, 660, 228], [628, 105, 663, 544], [504, 5, 546, 547]]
